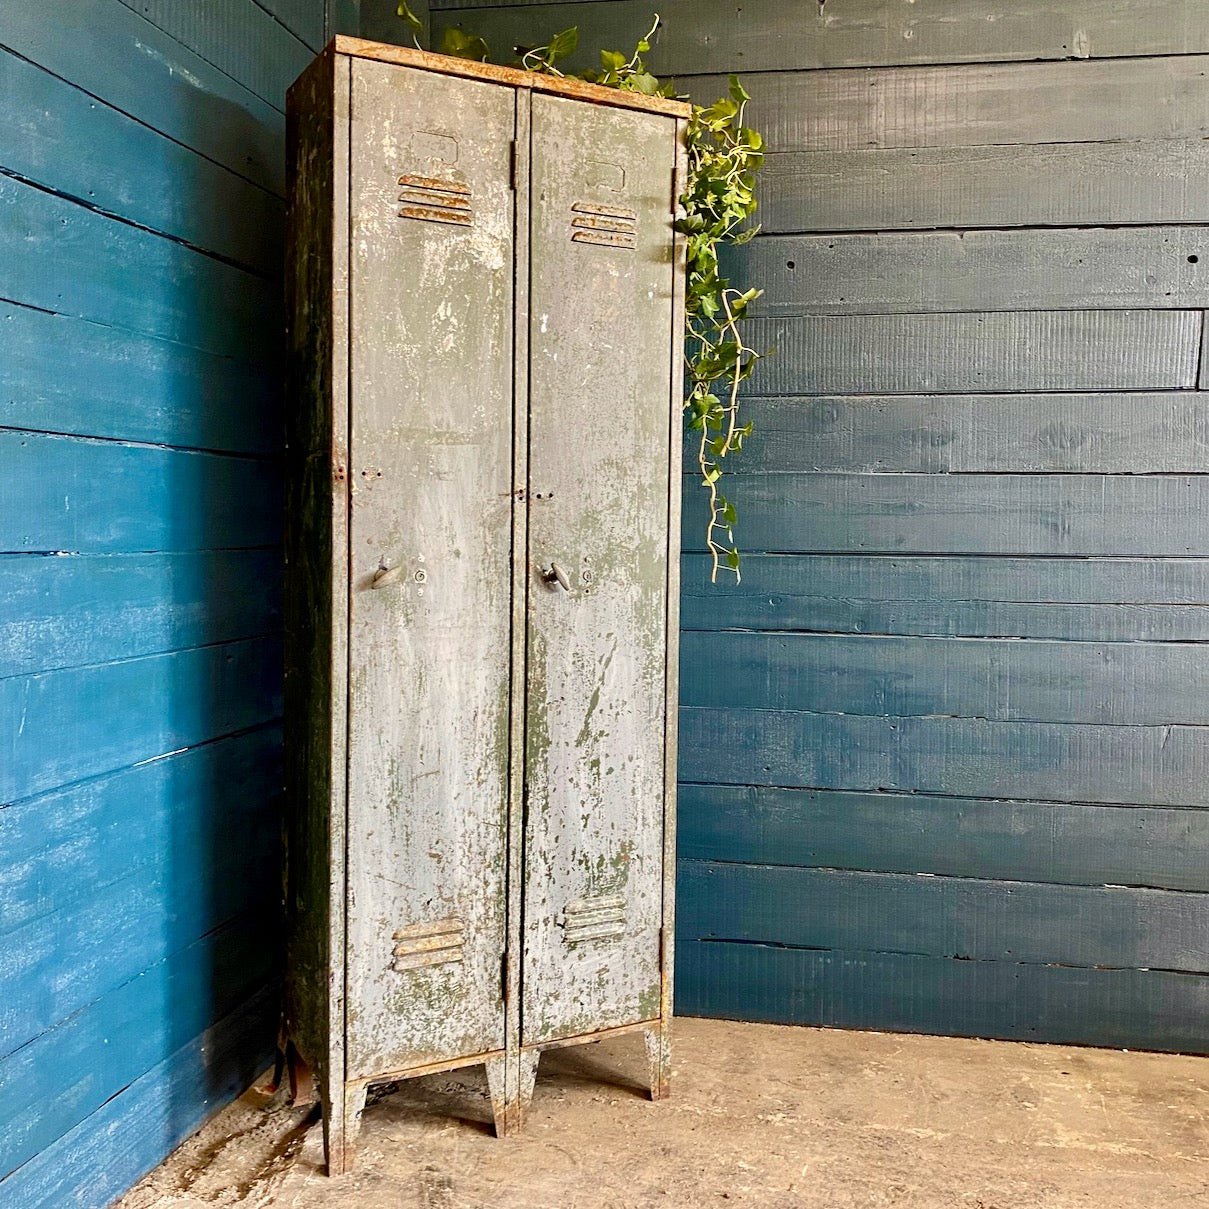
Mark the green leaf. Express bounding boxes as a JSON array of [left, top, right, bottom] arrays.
[[396, 2, 423, 34], [631, 71, 660, 95], [600, 48, 626, 70], [440, 27, 491, 61], [721, 500, 737, 524], [726, 548, 741, 570], [728, 74, 751, 103], [548, 27, 579, 60]]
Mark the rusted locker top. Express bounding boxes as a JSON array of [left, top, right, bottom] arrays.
[[324, 36, 692, 119]]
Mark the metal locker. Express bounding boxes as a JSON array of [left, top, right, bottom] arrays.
[[284, 38, 686, 1175]]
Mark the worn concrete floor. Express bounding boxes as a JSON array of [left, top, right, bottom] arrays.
[[116, 1018, 1209, 1209]]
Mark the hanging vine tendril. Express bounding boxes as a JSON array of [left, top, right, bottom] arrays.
[[398, 7, 769, 581]]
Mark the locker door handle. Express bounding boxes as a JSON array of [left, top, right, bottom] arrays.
[[542, 562, 571, 592], [371, 564, 404, 589]]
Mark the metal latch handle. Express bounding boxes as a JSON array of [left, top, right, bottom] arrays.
[[543, 562, 571, 592], [371, 564, 404, 589]]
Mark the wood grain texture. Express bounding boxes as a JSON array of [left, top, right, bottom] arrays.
[[686, 56, 1209, 154], [676, 939, 1209, 1054], [0, 988, 276, 1209], [0, 913, 275, 1180], [755, 140, 1209, 234], [115, 0, 314, 107], [0, 304, 279, 454], [679, 553, 1209, 641], [1, 637, 282, 804], [0, 47, 283, 275], [737, 229, 1209, 317], [685, 474, 1209, 557], [681, 631, 1209, 725], [0, 432, 281, 555], [0, 175, 280, 363], [0, 726, 281, 931], [432, 0, 1209, 75], [0, 550, 281, 678], [745, 311, 1202, 395], [678, 784, 1209, 892], [679, 706, 1209, 808], [680, 861, 1209, 973], [2, 821, 277, 1056], [0, 0, 286, 194], [333, 36, 689, 115], [265, 0, 328, 47], [727, 393, 1209, 474], [0, 0, 300, 1197]]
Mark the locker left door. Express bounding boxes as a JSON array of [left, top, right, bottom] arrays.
[[344, 58, 517, 1079]]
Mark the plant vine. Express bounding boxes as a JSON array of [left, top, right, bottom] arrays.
[[398, 8, 767, 581]]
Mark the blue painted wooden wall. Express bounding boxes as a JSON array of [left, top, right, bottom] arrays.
[[0, 3, 343, 1204], [432, 1, 1209, 1052]]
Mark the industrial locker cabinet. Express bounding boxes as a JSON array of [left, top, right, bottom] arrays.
[[283, 38, 687, 1174]]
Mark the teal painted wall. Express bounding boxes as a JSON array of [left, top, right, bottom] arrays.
[[431, 1, 1209, 1052], [0, 3, 330, 1204]]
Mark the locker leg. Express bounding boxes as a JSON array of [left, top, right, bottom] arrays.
[[644, 1023, 671, 1102], [515, 1049, 540, 1133], [484, 1056, 510, 1138], [323, 1081, 368, 1176], [485, 1051, 540, 1138]]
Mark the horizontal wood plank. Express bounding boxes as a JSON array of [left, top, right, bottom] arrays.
[[736, 229, 1209, 317], [0, 987, 276, 1209], [679, 706, 1209, 807], [727, 393, 1209, 474], [1, 810, 278, 1056], [0, 304, 279, 454], [677, 784, 1209, 891], [755, 140, 1209, 234], [0, 637, 282, 804], [0, 0, 285, 195], [432, 1, 1209, 75], [0, 726, 281, 931], [685, 474, 1209, 556], [0, 912, 275, 1180], [0, 49, 282, 275], [681, 631, 1209, 725], [115, 0, 313, 108], [679, 861, 1209, 973], [0, 175, 280, 364], [0, 550, 282, 679], [0, 432, 281, 555], [745, 311, 1202, 395], [675, 939, 1209, 1053], [686, 57, 1209, 153], [680, 553, 1209, 640], [260, 0, 327, 47]]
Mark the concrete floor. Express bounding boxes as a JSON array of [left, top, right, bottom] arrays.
[[116, 1018, 1209, 1209]]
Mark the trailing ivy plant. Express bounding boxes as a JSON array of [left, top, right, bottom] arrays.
[[398, 8, 767, 581]]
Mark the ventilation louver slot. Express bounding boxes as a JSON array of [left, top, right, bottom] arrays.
[[561, 894, 627, 945], [398, 175, 472, 227], [571, 202, 636, 249], [392, 917, 465, 971]]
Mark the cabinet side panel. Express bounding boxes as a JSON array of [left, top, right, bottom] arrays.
[[659, 117, 688, 1031], [522, 95, 679, 1045], [284, 49, 352, 1100], [344, 60, 515, 1077]]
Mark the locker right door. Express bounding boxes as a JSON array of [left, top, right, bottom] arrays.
[[521, 93, 678, 1045]]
